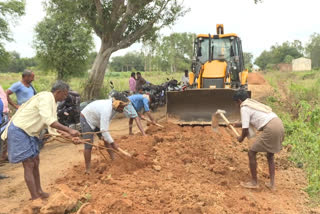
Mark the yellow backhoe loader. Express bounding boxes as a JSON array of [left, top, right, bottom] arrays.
[[166, 24, 250, 125]]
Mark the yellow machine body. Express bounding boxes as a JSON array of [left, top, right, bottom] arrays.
[[167, 24, 250, 125]]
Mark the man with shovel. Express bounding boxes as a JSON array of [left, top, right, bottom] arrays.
[[1, 81, 80, 200], [231, 90, 284, 190], [80, 97, 129, 174], [127, 93, 156, 135]]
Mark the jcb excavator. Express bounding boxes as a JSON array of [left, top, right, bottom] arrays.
[[166, 24, 250, 125]]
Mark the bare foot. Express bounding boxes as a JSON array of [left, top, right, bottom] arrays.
[[85, 169, 90, 175], [30, 195, 40, 200], [265, 182, 276, 191], [240, 181, 259, 189], [39, 192, 50, 199]]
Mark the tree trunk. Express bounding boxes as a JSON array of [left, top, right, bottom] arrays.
[[84, 44, 112, 99], [148, 54, 151, 72], [58, 71, 63, 80], [144, 54, 147, 72]]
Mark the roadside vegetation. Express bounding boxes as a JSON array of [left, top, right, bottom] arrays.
[[264, 69, 320, 201], [0, 71, 182, 99]]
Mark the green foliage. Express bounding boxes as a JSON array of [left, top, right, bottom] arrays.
[[243, 52, 253, 71], [110, 52, 145, 72], [156, 32, 194, 73], [254, 41, 303, 70], [34, 2, 94, 80], [0, 71, 182, 99], [0, 51, 37, 73], [265, 70, 320, 199], [109, 32, 195, 73], [254, 50, 273, 70], [284, 55, 294, 64], [282, 101, 320, 197], [46, 0, 189, 98], [0, 0, 25, 64], [306, 33, 320, 69]]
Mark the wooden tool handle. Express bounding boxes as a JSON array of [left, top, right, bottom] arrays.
[[118, 148, 132, 157], [218, 113, 240, 137], [142, 117, 164, 128]]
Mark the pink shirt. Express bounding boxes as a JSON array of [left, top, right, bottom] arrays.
[[129, 77, 136, 92], [0, 85, 8, 113]]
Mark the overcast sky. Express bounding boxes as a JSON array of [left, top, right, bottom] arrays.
[[4, 0, 320, 60]]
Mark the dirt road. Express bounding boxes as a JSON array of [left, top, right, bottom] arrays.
[[0, 73, 314, 213], [0, 110, 164, 214]]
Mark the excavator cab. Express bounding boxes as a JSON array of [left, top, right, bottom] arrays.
[[166, 25, 250, 125]]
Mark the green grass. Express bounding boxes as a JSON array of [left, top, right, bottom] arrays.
[[264, 69, 320, 201], [0, 71, 182, 100]]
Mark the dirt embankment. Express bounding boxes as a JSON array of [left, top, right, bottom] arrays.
[[247, 72, 266, 85]]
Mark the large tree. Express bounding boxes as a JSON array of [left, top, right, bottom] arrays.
[[48, 0, 188, 99], [0, 0, 25, 66], [34, 3, 94, 80]]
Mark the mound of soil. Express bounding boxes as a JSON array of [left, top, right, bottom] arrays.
[[248, 72, 266, 85], [36, 122, 309, 214]]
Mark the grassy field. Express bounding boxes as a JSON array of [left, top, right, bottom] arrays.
[[0, 71, 182, 99], [264, 69, 320, 201]]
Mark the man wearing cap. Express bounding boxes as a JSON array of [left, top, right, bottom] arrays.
[[6, 70, 36, 109], [80, 97, 128, 174], [232, 90, 284, 190]]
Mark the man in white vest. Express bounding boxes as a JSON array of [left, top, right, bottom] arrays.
[[232, 90, 284, 190]]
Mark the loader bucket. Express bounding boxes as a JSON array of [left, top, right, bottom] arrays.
[[166, 89, 248, 125]]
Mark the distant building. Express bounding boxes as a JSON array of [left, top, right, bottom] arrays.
[[276, 63, 292, 72], [292, 57, 312, 71]]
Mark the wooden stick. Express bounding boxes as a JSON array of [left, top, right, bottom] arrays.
[[97, 146, 109, 162], [80, 130, 108, 135], [80, 141, 130, 159], [45, 131, 132, 158], [218, 113, 240, 137], [118, 148, 132, 157], [141, 117, 164, 128]]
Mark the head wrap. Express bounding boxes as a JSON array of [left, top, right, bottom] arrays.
[[112, 98, 129, 110]]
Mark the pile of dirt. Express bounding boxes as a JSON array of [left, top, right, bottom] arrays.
[[27, 122, 309, 214], [248, 72, 266, 85]]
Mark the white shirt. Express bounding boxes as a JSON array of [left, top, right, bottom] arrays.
[[181, 75, 189, 86], [81, 99, 117, 143], [241, 106, 277, 130]]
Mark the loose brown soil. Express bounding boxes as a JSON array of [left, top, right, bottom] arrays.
[[0, 74, 315, 213], [48, 123, 309, 214], [248, 72, 266, 85]]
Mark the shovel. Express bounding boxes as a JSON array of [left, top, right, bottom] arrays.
[[212, 109, 240, 137], [141, 117, 164, 128]]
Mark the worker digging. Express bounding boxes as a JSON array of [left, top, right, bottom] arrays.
[[0, 24, 292, 213]]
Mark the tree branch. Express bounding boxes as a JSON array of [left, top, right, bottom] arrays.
[[94, 0, 103, 20]]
